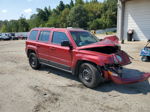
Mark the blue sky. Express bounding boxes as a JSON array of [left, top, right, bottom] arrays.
[[0, 0, 104, 21]]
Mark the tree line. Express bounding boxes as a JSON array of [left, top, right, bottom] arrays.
[[0, 0, 117, 33]]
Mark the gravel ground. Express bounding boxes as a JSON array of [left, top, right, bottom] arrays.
[[0, 40, 150, 112]]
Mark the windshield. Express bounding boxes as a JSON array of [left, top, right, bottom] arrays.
[[70, 31, 99, 47]]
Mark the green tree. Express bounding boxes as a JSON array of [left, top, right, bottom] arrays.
[[70, 0, 74, 7], [89, 19, 99, 30], [2, 20, 12, 32], [0, 0, 118, 31], [0, 21, 3, 29], [28, 14, 39, 29], [67, 5, 88, 28], [75, 0, 84, 5], [46, 16, 60, 27], [101, 0, 117, 28], [8, 20, 19, 32], [84, 2, 102, 21], [18, 17, 29, 32], [52, 9, 60, 16], [65, 4, 70, 9], [59, 8, 70, 27], [36, 6, 51, 22], [57, 1, 65, 11], [91, 0, 98, 3], [0, 24, 7, 32]]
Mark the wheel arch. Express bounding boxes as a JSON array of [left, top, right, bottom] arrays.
[[27, 49, 36, 58], [73, 60, 100, 76]]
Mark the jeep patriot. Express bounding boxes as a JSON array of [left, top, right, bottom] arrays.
[[26, 28, 150, 88]]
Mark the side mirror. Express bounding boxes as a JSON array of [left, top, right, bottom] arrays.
[[61, 41, 70, 46], [61, 41, 73, 50]]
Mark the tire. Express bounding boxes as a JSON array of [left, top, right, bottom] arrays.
[[79, 63, 104, 88], [29, 53, 41, 69], [141, 56, 148, 62]]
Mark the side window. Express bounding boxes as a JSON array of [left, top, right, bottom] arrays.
[[38, 31, 51, 42], [52, 32, 69, 45], [29, 30, 38, 40]]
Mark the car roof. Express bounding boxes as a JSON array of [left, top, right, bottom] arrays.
[[31, 27, 86, 32]]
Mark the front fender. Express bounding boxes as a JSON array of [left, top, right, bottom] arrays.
[[73, 51, 116, 69], [74, 53, 105, 66]]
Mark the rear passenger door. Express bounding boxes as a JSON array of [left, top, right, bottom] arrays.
[[49, 31, 72, 71], [37, 30, 51, 60]]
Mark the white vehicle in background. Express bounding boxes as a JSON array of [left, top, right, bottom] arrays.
[[0, 33, 11, 40], [9, 33, 18, 40], [0, 32, 28, 41], [15, 32, 28, 40]]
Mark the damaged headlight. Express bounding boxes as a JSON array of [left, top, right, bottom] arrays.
[[107, 67, 123, 77], [114, 55, 122, 64]]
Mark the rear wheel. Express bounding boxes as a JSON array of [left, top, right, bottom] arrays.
[[29, 53, 41, 69], [79, 63, 104, 88]]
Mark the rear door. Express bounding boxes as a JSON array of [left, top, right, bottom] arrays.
[[37, 30, 51, 60]]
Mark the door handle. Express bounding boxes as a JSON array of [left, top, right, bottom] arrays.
[[50, 47, 56, 50], [37, 45, 40, 47]]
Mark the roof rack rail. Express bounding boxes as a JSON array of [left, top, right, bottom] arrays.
[[34, 27, 55, 28], [67, 27, 84, 30]]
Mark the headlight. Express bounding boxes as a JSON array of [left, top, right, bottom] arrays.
[[116, 55, 122, 62], [114, 55, 122, 64]]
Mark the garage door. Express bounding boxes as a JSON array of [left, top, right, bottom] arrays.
[[124, 0, 150, 40]]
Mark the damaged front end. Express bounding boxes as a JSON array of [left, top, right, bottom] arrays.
[[102, 51, 150, 84], [103, 67, 150, 84], [79, 37, 150, 84]]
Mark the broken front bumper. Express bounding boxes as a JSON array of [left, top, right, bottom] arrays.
[[103, 71, 150, 84]]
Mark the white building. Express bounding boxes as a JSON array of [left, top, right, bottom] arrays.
[[117, 0, 150, 41]]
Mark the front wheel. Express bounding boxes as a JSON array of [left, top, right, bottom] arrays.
[[29, 53, 41, 69], [79, 63, 104, 88]]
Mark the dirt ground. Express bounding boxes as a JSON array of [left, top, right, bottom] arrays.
[[0, 40, 150, 112]]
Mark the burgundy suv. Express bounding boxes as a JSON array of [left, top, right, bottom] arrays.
[[26, 28, 150, 88]]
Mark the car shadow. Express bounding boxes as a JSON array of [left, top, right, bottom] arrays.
[[39, 65, 79, 82], [39, 65, 150, 95]]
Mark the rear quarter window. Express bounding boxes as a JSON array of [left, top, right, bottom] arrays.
[[29, 30, 38, 40]]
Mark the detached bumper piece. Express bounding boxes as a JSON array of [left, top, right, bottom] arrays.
[[104, 71, 150, 84]]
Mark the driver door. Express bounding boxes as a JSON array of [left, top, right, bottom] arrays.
[[49, 31, 72, 71]]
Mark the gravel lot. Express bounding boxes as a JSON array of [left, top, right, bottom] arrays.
[[0, 40, 150, 112]]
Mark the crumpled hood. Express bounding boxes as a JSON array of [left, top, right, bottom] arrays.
[[77, 38, 118, 50]]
